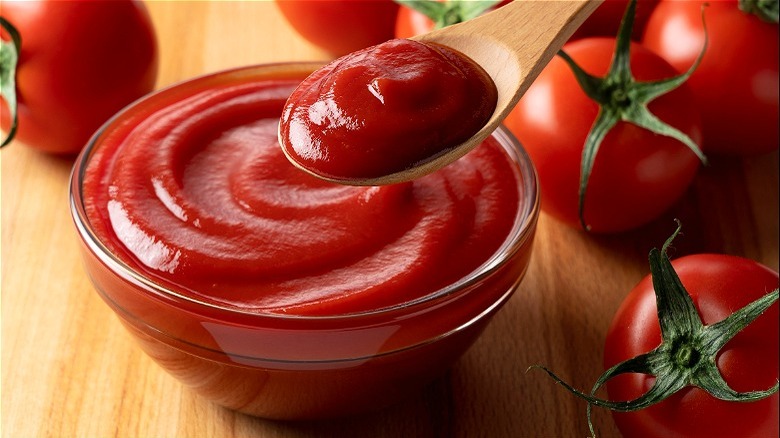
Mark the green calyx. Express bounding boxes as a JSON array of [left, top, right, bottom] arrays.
[[558, 0, 708, 231], [395, 0, 501, 29], [739, 0, 779, 23], [529, 220, 779, 438], [0, 16, 20, 148]]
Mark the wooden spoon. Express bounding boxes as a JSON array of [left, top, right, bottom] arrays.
[[285, 0, 602, 186]]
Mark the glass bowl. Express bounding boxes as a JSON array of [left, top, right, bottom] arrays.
[[69, 63, 540, 420]]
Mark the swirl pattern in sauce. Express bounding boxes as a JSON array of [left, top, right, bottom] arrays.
[[83, 77, 520, 316]]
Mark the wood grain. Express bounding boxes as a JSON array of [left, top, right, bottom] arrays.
[[1, 2, 777, 437]]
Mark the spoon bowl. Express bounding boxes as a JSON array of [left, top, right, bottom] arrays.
[[283, 0, 601, 186]]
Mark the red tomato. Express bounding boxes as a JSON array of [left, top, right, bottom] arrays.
[[275, 0, 399, 57], [570, 0, 660, 41], [0, 0, 158, 155], [604, 254, 779, 438], [503, 38, 702, 233], [395, 1, 435, 38], [642, 0, 779, 155]]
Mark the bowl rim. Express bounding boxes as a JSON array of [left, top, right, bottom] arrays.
[[69, 62, 541, 323]]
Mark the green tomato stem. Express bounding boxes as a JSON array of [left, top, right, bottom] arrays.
[[0, 17, 20, 148], [556, 0, 709, 231], [530, 220, 779, 438], [739, 0, 780, 23], [394, 0, 501, 29]]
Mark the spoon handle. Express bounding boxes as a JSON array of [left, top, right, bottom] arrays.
[[415, 0, 602, 114]]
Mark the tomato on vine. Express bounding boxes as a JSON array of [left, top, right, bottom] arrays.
[[532, 221, 779, 438], [503, 0, 706, 233]]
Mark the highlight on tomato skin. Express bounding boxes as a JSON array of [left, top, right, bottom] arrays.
[[642, 0, 779, 156], [0, 0, 159, 155]]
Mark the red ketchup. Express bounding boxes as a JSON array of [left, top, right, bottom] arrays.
[[72, 64, 536, 419], [279, 38, 498, 181]]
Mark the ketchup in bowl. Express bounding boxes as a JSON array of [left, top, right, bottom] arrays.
[[70, 63, 539, 419]]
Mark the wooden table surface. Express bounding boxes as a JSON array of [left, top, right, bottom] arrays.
[[2, 2, 778, 437]]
